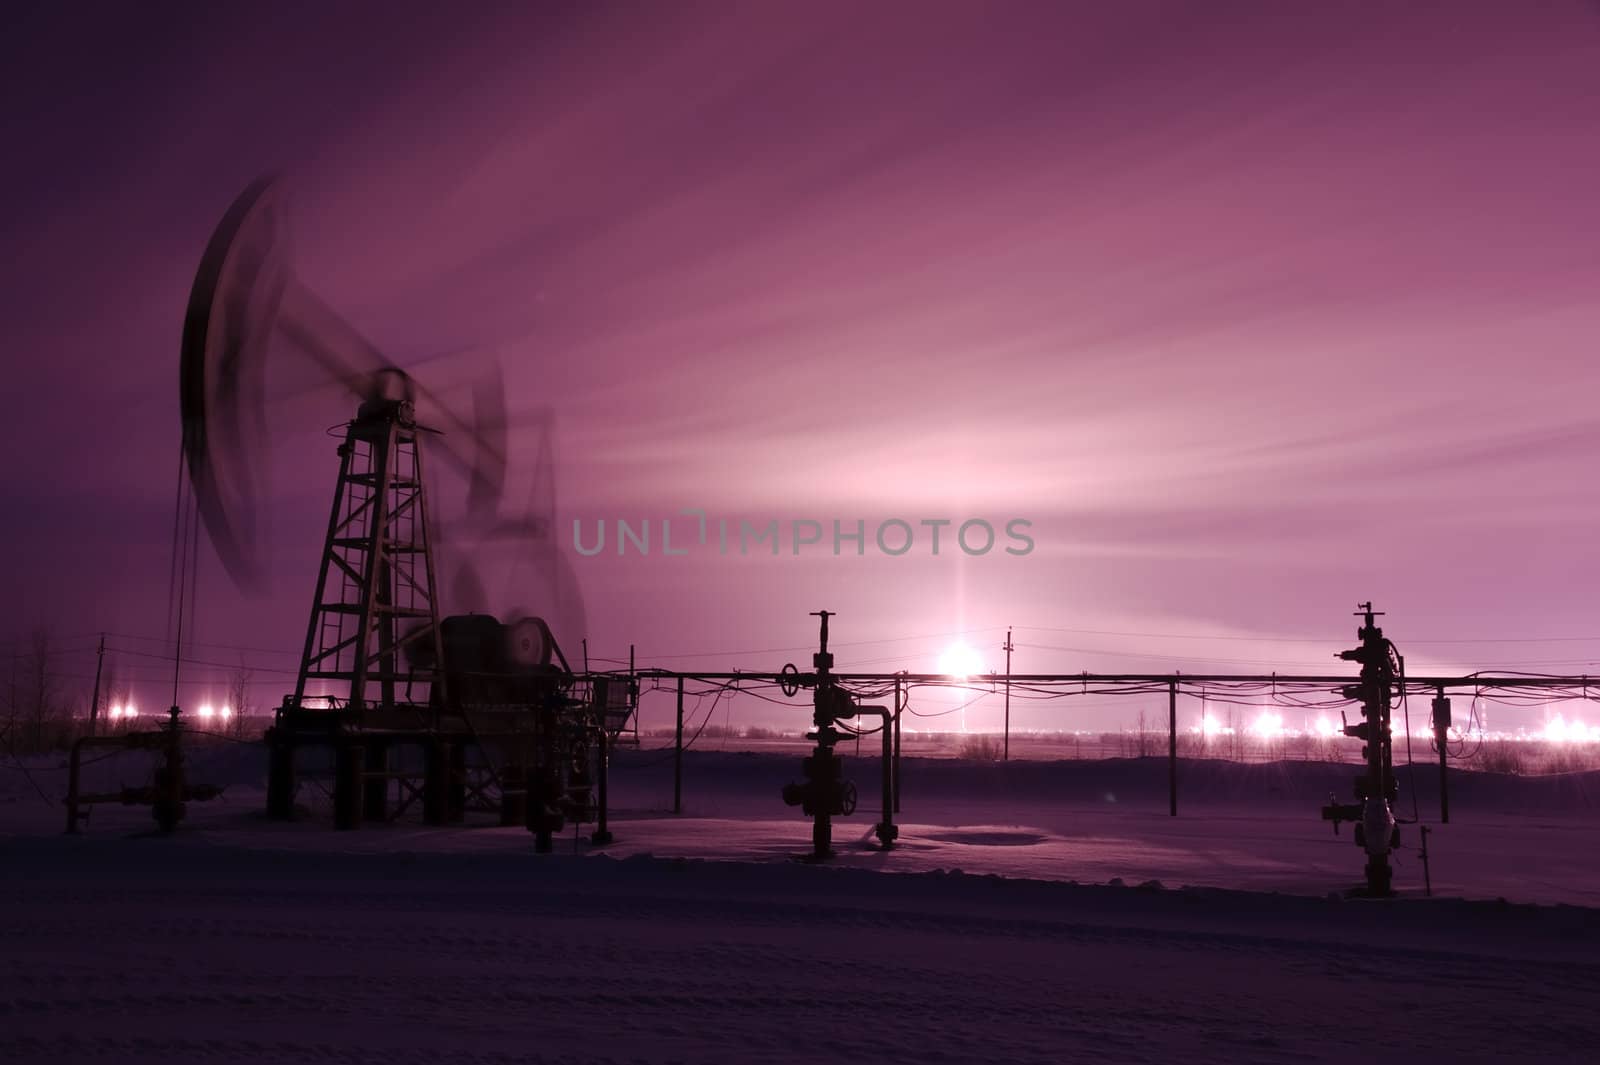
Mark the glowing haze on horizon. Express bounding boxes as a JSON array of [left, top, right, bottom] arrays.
[[3, 2, 1600, 731]]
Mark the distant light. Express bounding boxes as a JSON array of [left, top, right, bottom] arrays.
[[198, 704, 215, 720], [937, 642, 984, 680], [1313, 716, 1339, 738], [1200, 716, 1226, 737], [219, 705, 232, 720], [107, 704, 121, 720], [124, 705, 137, 718], [1250, 711, 1283, 739], [1545, 716, 1599, 744]]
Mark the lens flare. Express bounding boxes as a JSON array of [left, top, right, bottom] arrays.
[[1250, 711, 1283, 739], [1545, 716, 1600, 744], [937, 642, 984, 680]]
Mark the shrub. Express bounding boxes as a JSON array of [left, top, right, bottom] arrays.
[[958, 733, 1003, 762], [1473, 740, 1526, 776]]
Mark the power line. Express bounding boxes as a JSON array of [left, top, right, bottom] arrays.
[[1014, 624, 1600, 646], [101, 631, 300, 658], [105, 645, 300, 676], [628, 626, 1006, 662]]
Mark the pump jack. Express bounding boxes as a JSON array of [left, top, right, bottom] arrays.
[[1321, 603, 1403, 896], [780, 612, 898, 860]]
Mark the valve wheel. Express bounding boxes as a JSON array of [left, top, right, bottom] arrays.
[[840, 781, 857, 817], [779, 663, 801, 698]]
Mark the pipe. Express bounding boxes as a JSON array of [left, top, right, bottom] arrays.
[[592, 711, 613, 845], [65, 732, 164, 834], [674, 675, 684, 815], [892, 676, 902, 815], [850, 705, 897, 848]]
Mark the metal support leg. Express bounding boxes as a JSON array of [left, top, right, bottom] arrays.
[[448, 741, 467, 823], [334, 741, 364, 830], [893, 680, 902, 815], [266, 731, 296, 821], [363, 741, 388, 822], [592, 725, 613, 845], [423, 740, 448, 826], [499, 763, 526, 826]]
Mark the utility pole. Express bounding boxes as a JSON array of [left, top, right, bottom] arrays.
[[1168, 678, 1178, 816], [88, 634, 105, 737], [1432, 683, 1451, 824], [1002, 628, 1014, 761]]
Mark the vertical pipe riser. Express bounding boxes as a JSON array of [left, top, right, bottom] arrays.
[[673, 676, 684, 815]]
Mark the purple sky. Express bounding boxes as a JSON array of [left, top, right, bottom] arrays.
[[4, 2, 1600, 730]]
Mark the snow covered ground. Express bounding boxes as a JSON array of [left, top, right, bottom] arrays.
[[4, 743, 1600, 1062]]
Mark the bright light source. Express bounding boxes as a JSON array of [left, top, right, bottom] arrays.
[[937, 642, 984, 680], [1545, 716, 1600, 744], [1313, 716, 1339, 738], [107, 704, 122, 720], [124, 705, 137, 718], [219, 705, 232, 720], [1200, 716, 1224, 737], [198, 704, 215, 720], [1250, 711, 1283, 739]]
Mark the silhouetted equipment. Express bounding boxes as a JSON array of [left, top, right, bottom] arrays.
[[179, 177, 623, 841], [631, 655, 1594, 893], [293, 374, 448, 717], [1321, 603, 1403, 896], [65, 707, 222, 834], [779, 612, 898, 859]]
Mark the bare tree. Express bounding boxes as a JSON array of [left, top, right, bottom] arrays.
[[19, 627, 63, 753], [1, 646, 16, 752], [227, 659, 254, 737]]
